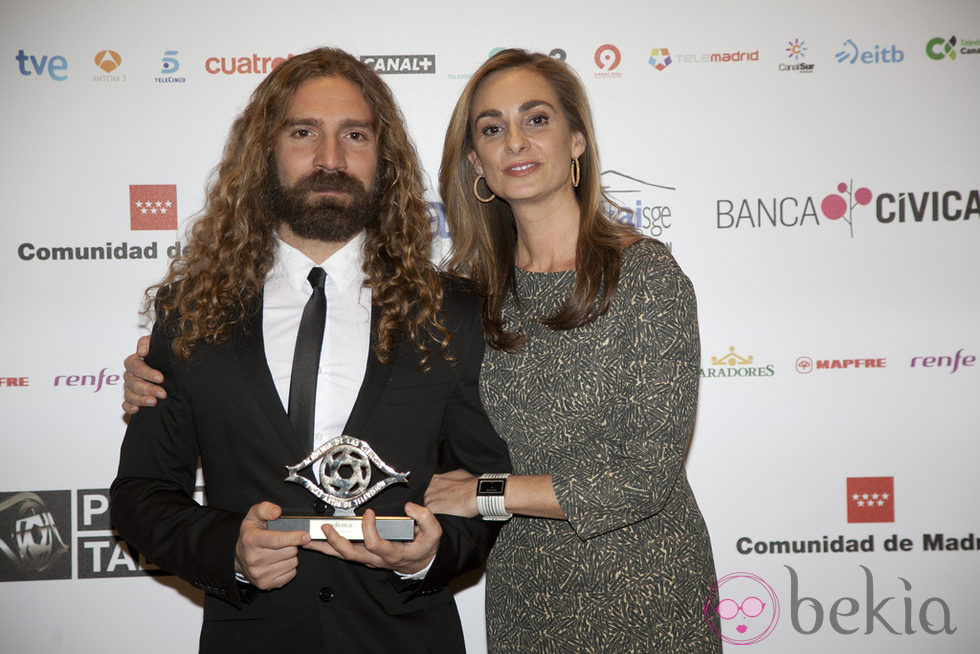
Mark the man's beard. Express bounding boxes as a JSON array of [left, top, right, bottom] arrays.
[[266, 168, 381, 243]]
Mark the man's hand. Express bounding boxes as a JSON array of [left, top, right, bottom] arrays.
[[235, 502, 311, 590], [123, 334, 167, 414], [305, 503, 441, 576], [424, 469, 479, 518]]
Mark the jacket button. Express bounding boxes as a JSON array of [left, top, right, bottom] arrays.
[[314, 500, 328, 514], [319, 586, 335, 603]]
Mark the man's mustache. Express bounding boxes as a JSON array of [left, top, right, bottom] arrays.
[[290, 170, 365, 195]]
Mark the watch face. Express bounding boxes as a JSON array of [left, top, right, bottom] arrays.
[[478, 479, 506, 495]]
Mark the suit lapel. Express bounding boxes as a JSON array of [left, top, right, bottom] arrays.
[[234, 298, 310, 463], [343, 304, 395, 438]]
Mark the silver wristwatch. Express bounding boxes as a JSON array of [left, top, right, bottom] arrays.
[[476, 473, 512, 521]]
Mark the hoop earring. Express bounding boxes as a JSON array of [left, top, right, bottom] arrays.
[[473, 175, 496, 203], [571, 158, 581, 188]]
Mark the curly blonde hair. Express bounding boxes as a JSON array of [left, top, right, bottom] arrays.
[[150, 48, 448, 366], [439, 49, 639, 351]]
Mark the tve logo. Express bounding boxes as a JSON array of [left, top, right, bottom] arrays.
[[15, 49, 68, 81]]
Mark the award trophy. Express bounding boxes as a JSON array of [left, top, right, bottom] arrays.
[[268, 435, 414, 541]]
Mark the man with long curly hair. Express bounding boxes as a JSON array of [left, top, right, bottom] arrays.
[[110, 48, 509, 653]]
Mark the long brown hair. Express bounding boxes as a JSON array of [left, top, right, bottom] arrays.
[[439, 49, 639, 351], [150, 48, 448, 366]]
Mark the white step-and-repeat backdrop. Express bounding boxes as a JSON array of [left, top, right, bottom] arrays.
[[2, 1, 977, 651]]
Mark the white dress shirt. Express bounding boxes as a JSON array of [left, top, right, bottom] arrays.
[[263, 231, 372, 451]]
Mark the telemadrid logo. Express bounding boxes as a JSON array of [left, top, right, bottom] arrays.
[[648, 48, 671, 71]]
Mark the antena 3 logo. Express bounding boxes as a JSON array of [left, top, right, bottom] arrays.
[[93, 49, 125, 82], [360, 54, 435, 75], [0, 491, 70, 581]]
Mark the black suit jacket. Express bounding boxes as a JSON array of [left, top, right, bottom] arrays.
[[111, 278, 510, 653]]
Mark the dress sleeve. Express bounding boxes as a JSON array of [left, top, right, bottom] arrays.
[[551, 244, 701, 539]]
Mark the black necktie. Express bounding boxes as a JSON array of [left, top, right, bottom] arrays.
[[288, 266, 327, 447]]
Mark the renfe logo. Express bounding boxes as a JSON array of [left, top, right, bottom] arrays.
[[15, 49, 68, 81]]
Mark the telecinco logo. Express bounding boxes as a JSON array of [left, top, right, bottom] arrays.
[[648, 48, 671, 71], [156, 50, 186, 84], [594, 44, 622, 77], [360, 55, 435, 75]]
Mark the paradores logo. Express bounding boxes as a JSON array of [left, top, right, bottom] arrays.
[[702, 347, 774, 379]]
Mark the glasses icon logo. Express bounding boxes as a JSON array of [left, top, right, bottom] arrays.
[[704, 572, 780, 645]]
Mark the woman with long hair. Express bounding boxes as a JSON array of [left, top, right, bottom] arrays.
[[425, 49, 720, 652]]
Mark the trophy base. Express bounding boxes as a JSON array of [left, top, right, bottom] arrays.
[[269, 516, 415, 541]]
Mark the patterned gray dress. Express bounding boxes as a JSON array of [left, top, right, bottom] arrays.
[[481, 240, 720, 653]]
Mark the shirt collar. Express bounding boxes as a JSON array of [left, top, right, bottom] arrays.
[[273, 230, 367, 295]]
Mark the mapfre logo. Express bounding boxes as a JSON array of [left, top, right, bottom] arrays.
[[0, 376, 29, 388], [360, 54, 435, 75], [130, 184, 177, 230], [795, 356, 886, 373], [594, 44, 622, 78]]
